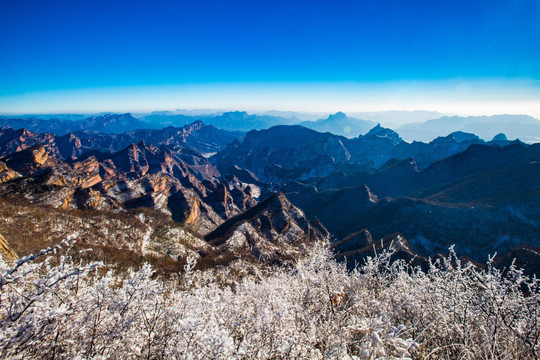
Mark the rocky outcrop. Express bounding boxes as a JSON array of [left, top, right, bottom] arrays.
[[0, 145, 54, 175], [0, 232, 18, 263], [205, 192, 330, 262], [0, 161, 20, 184], [71, 157, 102, 188]]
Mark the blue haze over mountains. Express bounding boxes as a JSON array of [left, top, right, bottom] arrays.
[[3, 110, 540, 143]]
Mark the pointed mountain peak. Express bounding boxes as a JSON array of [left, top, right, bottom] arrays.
[[365, 124, 402, 144], [329, 111, 347, 119], [366, 123, 382, 133]]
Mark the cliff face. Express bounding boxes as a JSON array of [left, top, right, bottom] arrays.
[[0, 233, 18, 263], [0, 161, 20, 184]]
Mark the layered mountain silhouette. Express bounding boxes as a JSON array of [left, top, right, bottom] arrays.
[[397, 114, 540, 143], [0, 113, 153, 135], [210, 123, 539, 270], [4, 111, 538, 144], [213, 123, 516, 184], [142, 111, 297, 132]]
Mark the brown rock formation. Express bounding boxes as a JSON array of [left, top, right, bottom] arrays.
[[205, 192, 330, 262], [0, 232, 18, 263]]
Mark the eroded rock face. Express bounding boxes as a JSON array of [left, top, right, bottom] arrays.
[[0, 232, 18, 263], [0, 161, 20, 184], [205, 192, 330, 262], [0, 128, 56, 156], [0, 145, 54, 175]]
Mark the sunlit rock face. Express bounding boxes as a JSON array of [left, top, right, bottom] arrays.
[[0, 232, 18, 263]]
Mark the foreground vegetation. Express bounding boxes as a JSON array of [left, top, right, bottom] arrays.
[[1, 236, 539, 359]]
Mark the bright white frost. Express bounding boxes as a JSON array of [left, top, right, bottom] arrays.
[[0, 238, 539, 359]]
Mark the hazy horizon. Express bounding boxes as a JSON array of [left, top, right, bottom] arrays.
[[1, 1, 539, 120], [1, 79, 539, 121]]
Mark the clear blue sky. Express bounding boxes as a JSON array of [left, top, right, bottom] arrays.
[[1, 0, 539, 116]]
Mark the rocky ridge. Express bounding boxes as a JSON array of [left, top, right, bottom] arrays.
[[0, 232, 18, 263], [205, 192, 330, 264], [0, 121, 242, 161]]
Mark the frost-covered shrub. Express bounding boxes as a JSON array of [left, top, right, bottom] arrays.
[[1, 238, 538, 359]]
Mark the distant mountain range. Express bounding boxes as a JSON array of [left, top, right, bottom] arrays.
[[2, 111, 540, 144], [142, 111, 298, 132], [397, 114, 540, 143], [347, 110, 448, 127], [0, 113, 155, 135], [0, 121, 241, 161]]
